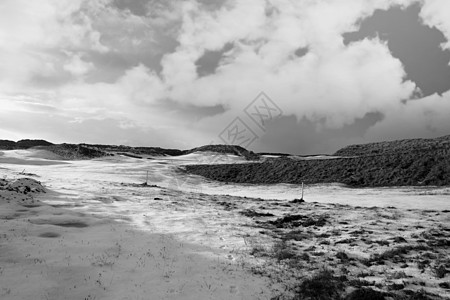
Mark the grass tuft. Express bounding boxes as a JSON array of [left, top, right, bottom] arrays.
[[292, 269, 345, 300]]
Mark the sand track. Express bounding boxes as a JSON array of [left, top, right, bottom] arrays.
[[0, 149, 449, 299]]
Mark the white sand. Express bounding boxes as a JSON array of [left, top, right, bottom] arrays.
[[1, 149, 449, 299], [0, 151, 274, 300]]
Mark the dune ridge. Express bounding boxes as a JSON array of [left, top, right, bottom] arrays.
[[185, 135, 450, 187]]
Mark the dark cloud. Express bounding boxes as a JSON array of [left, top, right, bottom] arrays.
[[157, 99, 226, 121], [29, 51, 81, 87], [85, 31, 178, 84], [294, 47, 308, 58], [196, 0, 229, 11], [254, 112, 384, 155], [195, 43, 234, 77], [112, 0, 150, 16], [77, 0, 182, 85], [84, 51, 130, 84], [344, 3, 450, 97], [31, 73, 73, 88]]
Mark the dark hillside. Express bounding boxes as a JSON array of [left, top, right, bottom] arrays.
[[0, 139, 53, 150], [185, 135, 450, 187], [185, 145, 260, 160], [44, 144, 111, 160], [135, 147, 183, 156], [334, 135, 450, 156], [0, 140, 17, 150], [42, 143, 256, 159], [84, 144, 183, 156], [0, 139, 260, 161], [16, 139, 53, 148]]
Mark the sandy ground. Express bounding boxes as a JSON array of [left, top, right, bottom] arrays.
[[0, 149, 449, 299], [0, 185, 272, 300], [0, 151, 274, 300]]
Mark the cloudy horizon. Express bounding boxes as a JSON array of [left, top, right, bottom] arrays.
[[1, 0, 450, 155]]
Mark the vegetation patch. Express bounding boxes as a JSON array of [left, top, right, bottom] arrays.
[[345, 288, 386, 300], [185, 135, 450, 187], [269, 214, 328, 228], [39, 232, 61, 238], [293, 269, 346, 300], [240, 209, 275, 218]]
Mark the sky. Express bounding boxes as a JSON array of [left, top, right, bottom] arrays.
[[1, 0, 450, 154]]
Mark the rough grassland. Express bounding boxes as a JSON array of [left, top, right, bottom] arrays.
[[185, 135, 450, 187]]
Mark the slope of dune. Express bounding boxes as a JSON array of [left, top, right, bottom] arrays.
[[185, 145, 260, 160], [1, 138, 263, 162], [334, 135, 450, 157], [185, 135, 450, 187], [0, 167, 273, 300], [1, 150, 449, 299], [0, 139, 53, 150]]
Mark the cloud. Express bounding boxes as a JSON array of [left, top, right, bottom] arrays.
[[63, 54, 94, 77], [0, 0, 449, 152], [162, 0, 417, 125], [0, 0, 106, 91], [420, 0, 450, 50], [366, 90, 450, 141], [254, 112, 384, 154], [163, 0, 449, 150]]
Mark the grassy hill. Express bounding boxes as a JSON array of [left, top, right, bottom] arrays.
[[335, 135, 450, 157], [42, 144, 112, 160], [4, 136, 450, 187], [0, 139, 258, 160], [0, 139, 53, 150], [185, 145, 260, 160], [0, 140, 17, 150], [185, 135, 450, 187]]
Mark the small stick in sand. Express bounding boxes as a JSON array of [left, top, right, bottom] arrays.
[[301, 182, 304, 200], [290, 182, 305, 203]]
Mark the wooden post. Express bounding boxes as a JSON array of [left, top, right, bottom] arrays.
[[301, 182, 304, 200]]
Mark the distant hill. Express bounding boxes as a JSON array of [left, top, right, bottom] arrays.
[[0, 139, 259, 161], [185, 145, 260, 160], [5, 135, 450, 187], [46, 144, 258, 160], [43, 144, 112, 160], [73, 144, 184, 157], [185, 135, 450, 187], [0, 139, 53, 150], [334, 135, 450, 157], [0, 140, 17, 150], [16, 139, 53, 149]]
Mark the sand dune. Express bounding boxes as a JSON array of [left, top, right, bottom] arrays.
[[0, 150, 449, 299], [0, 179, 271, 300]]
